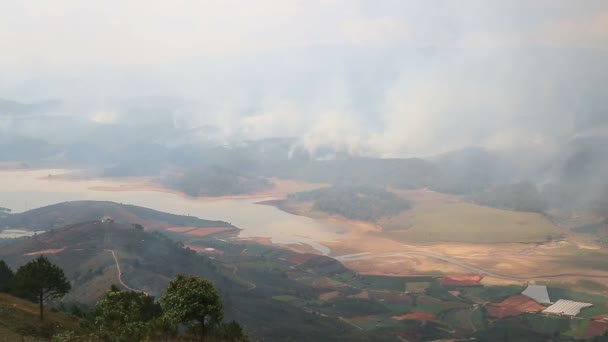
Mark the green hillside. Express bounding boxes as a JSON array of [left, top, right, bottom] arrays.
[[0, 292, 83, 340], [0, 220, 226, 303], [0, 200, 235, 232], [0, 220, 378, 341], [1, 202, 605, 341]]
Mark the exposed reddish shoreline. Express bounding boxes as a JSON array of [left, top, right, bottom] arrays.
[[87, 177, 327, 201]]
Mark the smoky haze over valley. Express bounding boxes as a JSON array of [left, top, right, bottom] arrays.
[[1, 1, 607, 212], [3, 2, 608, 341]]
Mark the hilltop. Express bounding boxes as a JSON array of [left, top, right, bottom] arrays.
[[0, 220, 229, 303], [0, 219, 380, 341], [0, 200, 236, 232]]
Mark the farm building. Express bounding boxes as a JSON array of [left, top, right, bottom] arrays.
[[542, 299, 593, 316], [521, 284, 552, 304]]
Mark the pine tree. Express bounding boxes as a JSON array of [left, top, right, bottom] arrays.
[[13, 255, 71, 320]]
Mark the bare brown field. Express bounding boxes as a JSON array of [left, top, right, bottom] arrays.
[[480, 277, 521, 287], [485, 295, 545, 318], [341, 255, 465, 276], [331, 238, 608, 290]]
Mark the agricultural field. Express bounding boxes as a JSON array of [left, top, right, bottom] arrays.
[[379, 189, 562, 244]]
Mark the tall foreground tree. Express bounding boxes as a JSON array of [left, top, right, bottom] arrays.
[[13, 255, 70, 320], [91, 285, 163, 341], [0, 260, 14, 292], [161, 274, 223, 338]]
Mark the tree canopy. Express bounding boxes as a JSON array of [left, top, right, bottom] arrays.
[[90, 285, 163, 341], [161, 274, 224, 338], [288, 185, 411, 222], [12, 255, 71, 320], [472, 182, 546, 213], [0, 260, 14, 292]]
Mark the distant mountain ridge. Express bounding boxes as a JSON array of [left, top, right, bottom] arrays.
[[0, 98, 61, 116]]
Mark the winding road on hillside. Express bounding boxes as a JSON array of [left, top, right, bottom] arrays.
[[335, 251, 608, 281], [105, 249, 147, 294], [227, 264, 256, 290]]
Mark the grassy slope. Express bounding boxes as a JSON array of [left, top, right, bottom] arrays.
[[275, 188, 560, 244], [0, 293, 82, 340], [380, 190, 561, 243], [0, 221, 211, 304], [385, 202, 559, 243]]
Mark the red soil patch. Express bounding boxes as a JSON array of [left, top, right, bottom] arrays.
[[441, 275, 483, 286], [185, 227, 234, 237], [24, 247, 66, 256], [585, 320, 608, 338], [392, 312, 437, 321], [486, 295, 545, 318], [287, 253, 318, 265]]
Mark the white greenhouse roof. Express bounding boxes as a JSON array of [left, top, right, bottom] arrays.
[[522, 285, 552, 304], [542, 299, 593, 316]]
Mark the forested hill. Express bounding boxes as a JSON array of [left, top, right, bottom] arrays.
[[0, 200, 235, 232], [286, 186, 411, 222], [266, 157, 437, 189], [162, 165, 272, 197], [0, 220, 379, 341]]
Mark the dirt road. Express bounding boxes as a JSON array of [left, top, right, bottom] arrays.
[[105, 249, 147, 294]]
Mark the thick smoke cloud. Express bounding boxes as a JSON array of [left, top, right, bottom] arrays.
[[1, 0, 607, 157]]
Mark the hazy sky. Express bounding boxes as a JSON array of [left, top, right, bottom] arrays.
[[1, 1, 607, 156]]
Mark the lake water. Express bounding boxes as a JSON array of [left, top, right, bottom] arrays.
[[0, 169, 346, 254], [0, 229, 46, 239]]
